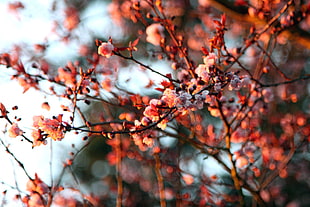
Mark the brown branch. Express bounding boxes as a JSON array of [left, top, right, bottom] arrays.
[[116, 134, 123, 207], [113, 51, 179, 83], [0, 137, 32, 180], [259, 75, 310, 87], [217, 99, 245, 207], [154, 153, 166, 207]]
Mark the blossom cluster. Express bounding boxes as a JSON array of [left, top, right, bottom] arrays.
[[32, 115, 65, 145], [195, 53, 252, 92], [23, 174, 49, 207]]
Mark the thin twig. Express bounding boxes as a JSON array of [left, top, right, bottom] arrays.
[[259, 75, 310, 87], [113, 51, 179, 83], [0, 138, 32, 180]]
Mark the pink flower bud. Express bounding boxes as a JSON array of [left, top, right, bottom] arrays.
[[98, 42, 114, 58]]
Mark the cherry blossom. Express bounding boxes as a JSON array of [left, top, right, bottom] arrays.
[[98, 42, 114, 58], [64, 7, 80, 31], [26, 174, 49, 194], [229, 75, 242, 90], [195, 64, 210, 82], [33, 115, 65, 141], [146, 23, 165, 46], [8, 122, 23, 138]]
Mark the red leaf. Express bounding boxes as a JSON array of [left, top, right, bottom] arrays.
[[0, 102, 7, 117], [161, 80, 171, 87], [165, 73, 172, 79], [213, 20, 221, 27], [221, 14, 226, 25], [201, 47, 209, 55], [155, 87, 165, 92], [14, 62, 25, 73], [132, 38, 139, 47]]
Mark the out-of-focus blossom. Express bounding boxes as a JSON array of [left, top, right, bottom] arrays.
[[8, 122, 23, 138], [236, 156, 248, 168], [101, 78, 112, 91], [262, 88, 274, 103], [146, 23, 165, 46], [64, 7, 80, 31], [24, 193, 44, 207], [18, 77, 38, 93], [182, 174, 194, 185], [57, 67, 76, 86], [198, 0, 210, 7], [26, 174, 49, 194], [41, 102, 50, 111], [98, 42, 114, 58], [23, 174, 49, 207]]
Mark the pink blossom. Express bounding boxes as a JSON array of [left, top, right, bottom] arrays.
[[236, 156, 248, 168], [26, 174, 49, 194], [143, 106, 160, 122], [195, 64, 210, 82], [26, 193, 44, 207], [146, 23, 165, 46], [198, 0, 211, 7], [141, 116, 151, 126], [98, 42, 114, 58], [64, 7, 80, 31], [203, 53, 217, 66], [262, 88, 274, 103], [195, 91, 209, 109], [162, 89, 178, 108], [8, 122, 23, 138], [229, 75, 242, 90], [31, 129, 47, 147], [33, 115, 64, 141], [214, 82, 221, 92], [57, 67, 76, 86], [241, 75, 251, 87], [175, 91, 192, 109]]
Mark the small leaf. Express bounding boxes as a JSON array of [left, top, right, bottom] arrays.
[[201, 47, 209, 55], [131, 38, 139, 47]]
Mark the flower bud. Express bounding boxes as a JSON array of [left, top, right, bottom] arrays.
[[98, 42, 114, 58]]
